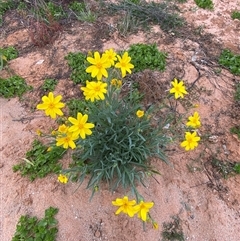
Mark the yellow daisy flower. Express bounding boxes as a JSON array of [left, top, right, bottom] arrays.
[[81, 81, 107, 102], [112, 196, 137, 217], [115, 52, 134, 78], [180, 131, 200, 151], [186, 112, 201, 128], [58, 174, 68, 184], [68, 112, 95, 139], [169, 78, 188, 99], [102, 48, 117, 66], [36, 92, 65, 119], [133, 200, 154, 222], [136, 110, 144, 118], [86, 51, 111, 80], [56, 129, 78, 149]]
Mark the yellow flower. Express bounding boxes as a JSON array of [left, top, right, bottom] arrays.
[[186, 112, 201, 128], [58, 174, 68, 184], [68, 112, 95, 139], [134, 201, 154, 222], [81, 81, 107, 102], [111, 79, 122, 88], [102, 48, 117, 66], [136, 110, 144, 118], [51, 130, 56, 136], [36, 92, 65, 119], [57, 124, 69, 133], [47, 147, 52, 152], [115, 52, 134, 78], [86, 51, 111, 80], [56, 129, 78, 149], [36, 129, 42, 136], [169, 78, 188, 99], [180, 131, 200, 151], [112, 196, 137, 217]]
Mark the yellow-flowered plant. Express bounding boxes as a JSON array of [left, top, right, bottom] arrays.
[[111, 78, 122, 88], [169, 78, 188, 99], [112, 196, 156, 226], [56, 129, 78, 149], [86, 51, 111, 80], [81, 80, 107, 102], [186, 111, 201, 128], [36, 48, 205, 231], [62, 49, 171, 201], [136, 110, 144, 118], [112, 196, 137, 217], [180, 131, 200, 151], [115, 52, 134, 78], [58, 174, 68, 184], [102, 48, 117, 66], [36, 92, 65, 119], [68, 112, 95, 139]]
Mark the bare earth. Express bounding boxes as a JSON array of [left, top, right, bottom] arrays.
[[1, 1, 240, 241]]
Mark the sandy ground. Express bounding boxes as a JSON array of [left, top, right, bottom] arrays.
[[1, 1, 240, 241]]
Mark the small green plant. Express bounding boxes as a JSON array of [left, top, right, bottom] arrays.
[[233, 82, 240, 101], [211, 158, 240, 179], [65, 52, 91, 84], [0, 46, 18, 70], [230, 126, 240, 139], [231, 11, 240, 20], [117, 11, 141, 37], [233, 163, 240, 174], [69, 1, 96, 22], [162, 216, 185, 241], [0, 46, 18, 61], [45, 1, 66, 20], [194, 0, 213, 9], [107, 0, 184, 32], [0, 0, 15, 25], [0, 75, 32, 98], [13, 139, 65, 181], [12, 206, 58, 241], [66, 98, 89, 117], [128, 43, 167, 73], [41, 78, 58, 92], [219, 49, 240, 75]]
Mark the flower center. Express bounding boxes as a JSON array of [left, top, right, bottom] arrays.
[[96, 63, 102, 69], [94, 86, 101, 92], [78, 123, 84, 129], [49, 103, 55, 109]]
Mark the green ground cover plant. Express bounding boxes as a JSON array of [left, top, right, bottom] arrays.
[[0, 46, 18, 70], [0, 75, 32, 98], [231, 11, 240, 20], [0, 46, 18, 61], [128, 43, 167, 73], [13, 139, 65, 181], [65, 52, 91, 84], [66, 98, 89, 118], [41, 78, 58, 92], [219, 49, 240, 75], [194, 0, 213, 10], [69, 1, 96, 22], [0, 0, 15, 25], [12, 207, 58, 241]]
